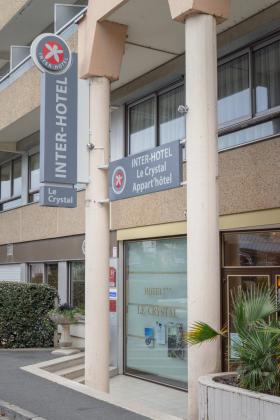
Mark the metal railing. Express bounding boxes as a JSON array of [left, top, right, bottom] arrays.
[[0, 5, 87, 85]]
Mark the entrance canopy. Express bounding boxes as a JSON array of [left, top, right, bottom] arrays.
[[99, 0, 280, 90]]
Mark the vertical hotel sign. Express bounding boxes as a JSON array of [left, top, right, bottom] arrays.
[[31, 33, 77, 208]]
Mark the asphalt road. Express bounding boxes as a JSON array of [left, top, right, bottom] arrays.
[[0, 350, 148, 420]]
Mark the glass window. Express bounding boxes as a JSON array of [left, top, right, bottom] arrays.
[[2, 198, 22, 211], [129, 98, 156, 155], [254, 40, 280, 113], [219, 117, 280, 150], [70, 262, 85, 308], [12, 159, 22, 197], [223, 231, 280, 267], [227, 275, 270, 369], [46, 264, 58, 289], [29, 153, 40, 191], [29, 263, 44, 284], [125, 238, 187, 389], [218, 54, 250, 125], [159, 86, 185, 145], [128, 85, 186, 155], [29, 153, 40, 202], [0, 159, 22, 211], [217, 37, 280, 149], [0, 163, 11, 200]]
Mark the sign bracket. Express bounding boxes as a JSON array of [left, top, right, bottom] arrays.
[[97, 199, 109, 205], [97, 165, 109, 170]]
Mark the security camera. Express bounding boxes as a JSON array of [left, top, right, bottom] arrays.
[[178, 105, 189, 114], [87, 143, 95, 151]]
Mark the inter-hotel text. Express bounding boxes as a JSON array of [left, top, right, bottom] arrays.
[[55, 77, 68, 179]]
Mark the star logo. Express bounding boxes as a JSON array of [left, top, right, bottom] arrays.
[[42, 41, 64, 64], [112, 166, 126, 195], [115, 171, 124, 189], [31, 33, 71, 74]]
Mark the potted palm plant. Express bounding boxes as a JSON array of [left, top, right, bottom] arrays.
[[48, 303, 84, 349], [187, 286, 280, 419]]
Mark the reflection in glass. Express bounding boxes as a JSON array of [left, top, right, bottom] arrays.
[[29, 153, 40, 191], [2, 198, 22, 211], [13, 159, 22, 197], [29, 264, 44, 284], [46, 264, 58, 289], [159, 86, 185, 145], [129, 98, 155, 154], [254, 40, 280, 113], [218, 54, 250, 125], [219, 117, 280, 150], [71, 262, 85, 308], [0, 163, 11, 200], [125, 238, 187, 388], [227, 275, 269, 370], [223, 231, 280, 267]]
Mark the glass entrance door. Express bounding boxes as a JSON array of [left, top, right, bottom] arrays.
[[225, 274, 270, 371], [124, 237, 187, 389]]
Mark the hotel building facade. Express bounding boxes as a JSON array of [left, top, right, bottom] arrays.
[[0, 0, 280, 418]]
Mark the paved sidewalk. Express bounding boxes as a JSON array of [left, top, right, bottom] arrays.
[[0, 350, 148, 420]]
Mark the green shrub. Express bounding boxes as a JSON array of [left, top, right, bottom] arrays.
[[0, 282, 58, 348]]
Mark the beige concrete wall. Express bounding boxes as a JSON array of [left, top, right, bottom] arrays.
[[1, 137, 277, 245], [0, 0, 30, 31], [219, 138, 280, 215], [0, 191, 85, 245], [111, 138, 280, 230], [0, 66, 40, 132], [0, 32, 77, 133]]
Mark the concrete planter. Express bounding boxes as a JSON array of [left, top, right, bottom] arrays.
[[49, 314, 83, 348], [199, 373, 280, 420]]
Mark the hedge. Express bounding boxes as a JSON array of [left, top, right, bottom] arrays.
[[0, 282, 58, 348]]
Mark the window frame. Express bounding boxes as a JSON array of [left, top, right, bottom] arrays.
[[218, 33, 280, 140], [127, 93, 157, 156], [126, 81, 185, 156], [222, 229, 280, 269], [0, 157, 22, 210], [218, 48, 253, 129], [45, 262, 59, 289], [28, 262, 59, 288], [68, 260, 85, 308], [28, 152, 40, 203], [252, 37, 280, 118], [28, 263, 45, 285]]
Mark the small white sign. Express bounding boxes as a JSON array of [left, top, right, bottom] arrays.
[[109, 288, 117, 300], [112, 246, 118, 259]]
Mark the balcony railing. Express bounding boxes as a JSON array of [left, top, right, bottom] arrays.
[[0, 6, 87, 89]]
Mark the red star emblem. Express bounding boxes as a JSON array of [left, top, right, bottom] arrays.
[[114, 170, 124, 190], [42, 41, 64, 65]]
